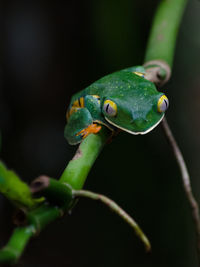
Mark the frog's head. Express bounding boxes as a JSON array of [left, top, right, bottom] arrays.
[[101, 79, 169, 135]]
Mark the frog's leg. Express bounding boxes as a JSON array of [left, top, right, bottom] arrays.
[[64, 108, 101, 145]]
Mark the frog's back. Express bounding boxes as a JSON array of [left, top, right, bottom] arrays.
[[85, 70, 157, 97], [69, 69, 157, 106]]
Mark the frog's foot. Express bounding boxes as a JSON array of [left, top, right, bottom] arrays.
[[76, 123, 101, 139]]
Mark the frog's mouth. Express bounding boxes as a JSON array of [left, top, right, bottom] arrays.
[[105, 114, 164, 135]]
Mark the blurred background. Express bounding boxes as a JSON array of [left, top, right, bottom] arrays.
[[0, 0, 200, 266]]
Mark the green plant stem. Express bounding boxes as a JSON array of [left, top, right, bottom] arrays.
[[60, 127, 110, 189], [162, 118, 200, 264], [144, 0, 188, 67], [73, 189, 151, 252], [0, 226, 35, 264], [27, 205, 62, 232], [30, 176, 73, 207], [0, 161, 42, 209], [0, 205, 63, 264]]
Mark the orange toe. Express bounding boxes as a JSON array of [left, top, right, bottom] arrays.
[[76, 123, 101, 139]]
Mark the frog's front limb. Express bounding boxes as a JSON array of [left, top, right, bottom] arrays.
[[64, 108, 101, 145], [77, 124, 101, 140]]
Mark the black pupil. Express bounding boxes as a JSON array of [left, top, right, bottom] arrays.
[[106, 104, 110, 112], [164, 99, 168, 107]]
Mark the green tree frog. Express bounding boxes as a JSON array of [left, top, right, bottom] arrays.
[[64, 66, 169, 145]]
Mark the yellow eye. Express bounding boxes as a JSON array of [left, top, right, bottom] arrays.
[[103, 100, 117, 117], [157, 95, 169, 113]]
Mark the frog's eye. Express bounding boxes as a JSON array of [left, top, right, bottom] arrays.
[[103, 100, 117, 117], [157, 95, 169, 113]]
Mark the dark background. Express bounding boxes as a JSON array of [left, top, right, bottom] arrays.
[[0, 0, 200, 266]]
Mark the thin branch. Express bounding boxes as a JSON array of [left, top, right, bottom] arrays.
[[162, 117, 200, 262], [73, 189, 151, 252]]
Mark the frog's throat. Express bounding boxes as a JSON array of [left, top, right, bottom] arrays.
[[105, 114, 164, 135]]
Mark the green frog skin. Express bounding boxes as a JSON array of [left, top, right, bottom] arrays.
[[64, 66, 169, 145]]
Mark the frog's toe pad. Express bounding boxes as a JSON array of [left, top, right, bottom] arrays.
[[76, 124, 101, 139]]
